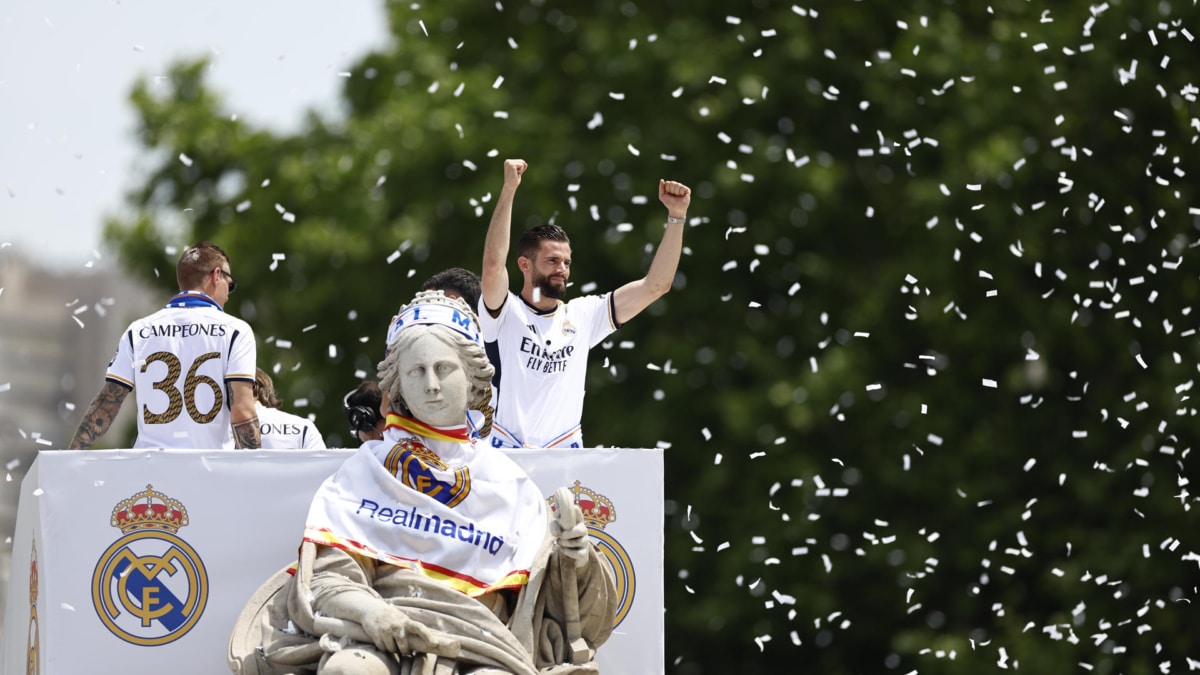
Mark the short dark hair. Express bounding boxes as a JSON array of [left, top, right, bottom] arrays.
[[343, 380, 383, 434], [177, 241, 231, 291], [421, 267, 481, 312], [517, 224, 570, 260]]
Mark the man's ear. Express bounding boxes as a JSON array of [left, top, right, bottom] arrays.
[[200, 268, 219, 295], [517, 255, 531, 273]]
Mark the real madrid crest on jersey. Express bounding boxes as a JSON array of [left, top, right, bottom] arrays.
[[91, 484, 208, 646], [553, 481, 636, 626]]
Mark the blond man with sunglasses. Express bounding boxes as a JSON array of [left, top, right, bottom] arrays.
[[69, 241, 261, 450]]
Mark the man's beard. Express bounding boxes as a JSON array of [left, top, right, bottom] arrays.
[[533, 271, 567, 300]]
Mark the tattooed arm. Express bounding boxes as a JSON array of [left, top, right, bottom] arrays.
[[229, 380, 261, 449], [232, 417, 261, 449], [68, 381, 130, 450]]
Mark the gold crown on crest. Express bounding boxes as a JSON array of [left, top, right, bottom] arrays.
[[110, 484, 189, 534], [557, 480, 617, 530]]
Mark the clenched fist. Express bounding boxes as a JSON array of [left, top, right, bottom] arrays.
[[503, 159, 528, 191], [659, 179, 691, 220]]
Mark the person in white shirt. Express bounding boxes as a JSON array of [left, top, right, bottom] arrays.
[[69, 241, 260, 449], [254, 368, 326, 450], [479, 159, 692, 449]]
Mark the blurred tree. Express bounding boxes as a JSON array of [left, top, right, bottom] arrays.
[[106, 0, 1200, 673]]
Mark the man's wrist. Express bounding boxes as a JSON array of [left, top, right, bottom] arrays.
[[666, 214, 686, 225]]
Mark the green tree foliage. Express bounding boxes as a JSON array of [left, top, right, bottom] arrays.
[[106, 0, 1200, 672]]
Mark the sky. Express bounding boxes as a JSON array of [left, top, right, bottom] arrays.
[[0, 0, 390, 271]]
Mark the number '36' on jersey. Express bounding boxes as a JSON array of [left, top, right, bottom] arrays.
[[105, 300, 256, 449]]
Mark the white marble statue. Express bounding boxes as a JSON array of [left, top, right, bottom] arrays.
[[228, 291, 618, 675]]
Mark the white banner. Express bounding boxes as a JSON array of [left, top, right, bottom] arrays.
[[0, 447, 663, 675]]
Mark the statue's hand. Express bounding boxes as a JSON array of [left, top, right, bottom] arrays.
[[361, 604, 459, 657], [551, 487, 590, 568], [361, 605, 422, 655]]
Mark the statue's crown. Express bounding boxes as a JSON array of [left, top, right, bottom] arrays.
[[384, 290, 482, 355], [561, 480, 617, 530], [110, 484, 189, 534]]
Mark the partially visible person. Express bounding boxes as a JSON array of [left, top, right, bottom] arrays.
[[420, 266, 481, 315], [354, 269, 484, 447], [254, 368, 326, 450], [480, 158, 692, 449], [228, 290, 617, 675], [69, 241, 261, 450], [342, 380, 385, 445], [393, 267, 494, 440]]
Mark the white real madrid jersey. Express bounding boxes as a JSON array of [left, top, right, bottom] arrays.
[[479, 291, 617, 448], [257, 403, 326, 450], [256, 401, 326, 449], [106, 297, 256, 449]]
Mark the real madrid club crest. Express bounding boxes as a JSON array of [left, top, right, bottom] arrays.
[[27, 539, 39, 675], [91, 484, 208, 646], [384, 438, 472, 508], [553, 481, 636, 626]]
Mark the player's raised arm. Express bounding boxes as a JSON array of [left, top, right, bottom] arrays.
[[611, 179, 691, 326], [481, 159, 528, 315], [67, 381, 130, 449]]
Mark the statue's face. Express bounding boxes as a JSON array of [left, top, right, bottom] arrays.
[[398, 331, 469, 428]]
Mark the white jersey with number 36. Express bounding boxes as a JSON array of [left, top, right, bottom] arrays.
[[106, 298, 256, 449]]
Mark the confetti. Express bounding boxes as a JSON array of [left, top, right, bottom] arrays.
[[4, 7, 1192, 672]]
